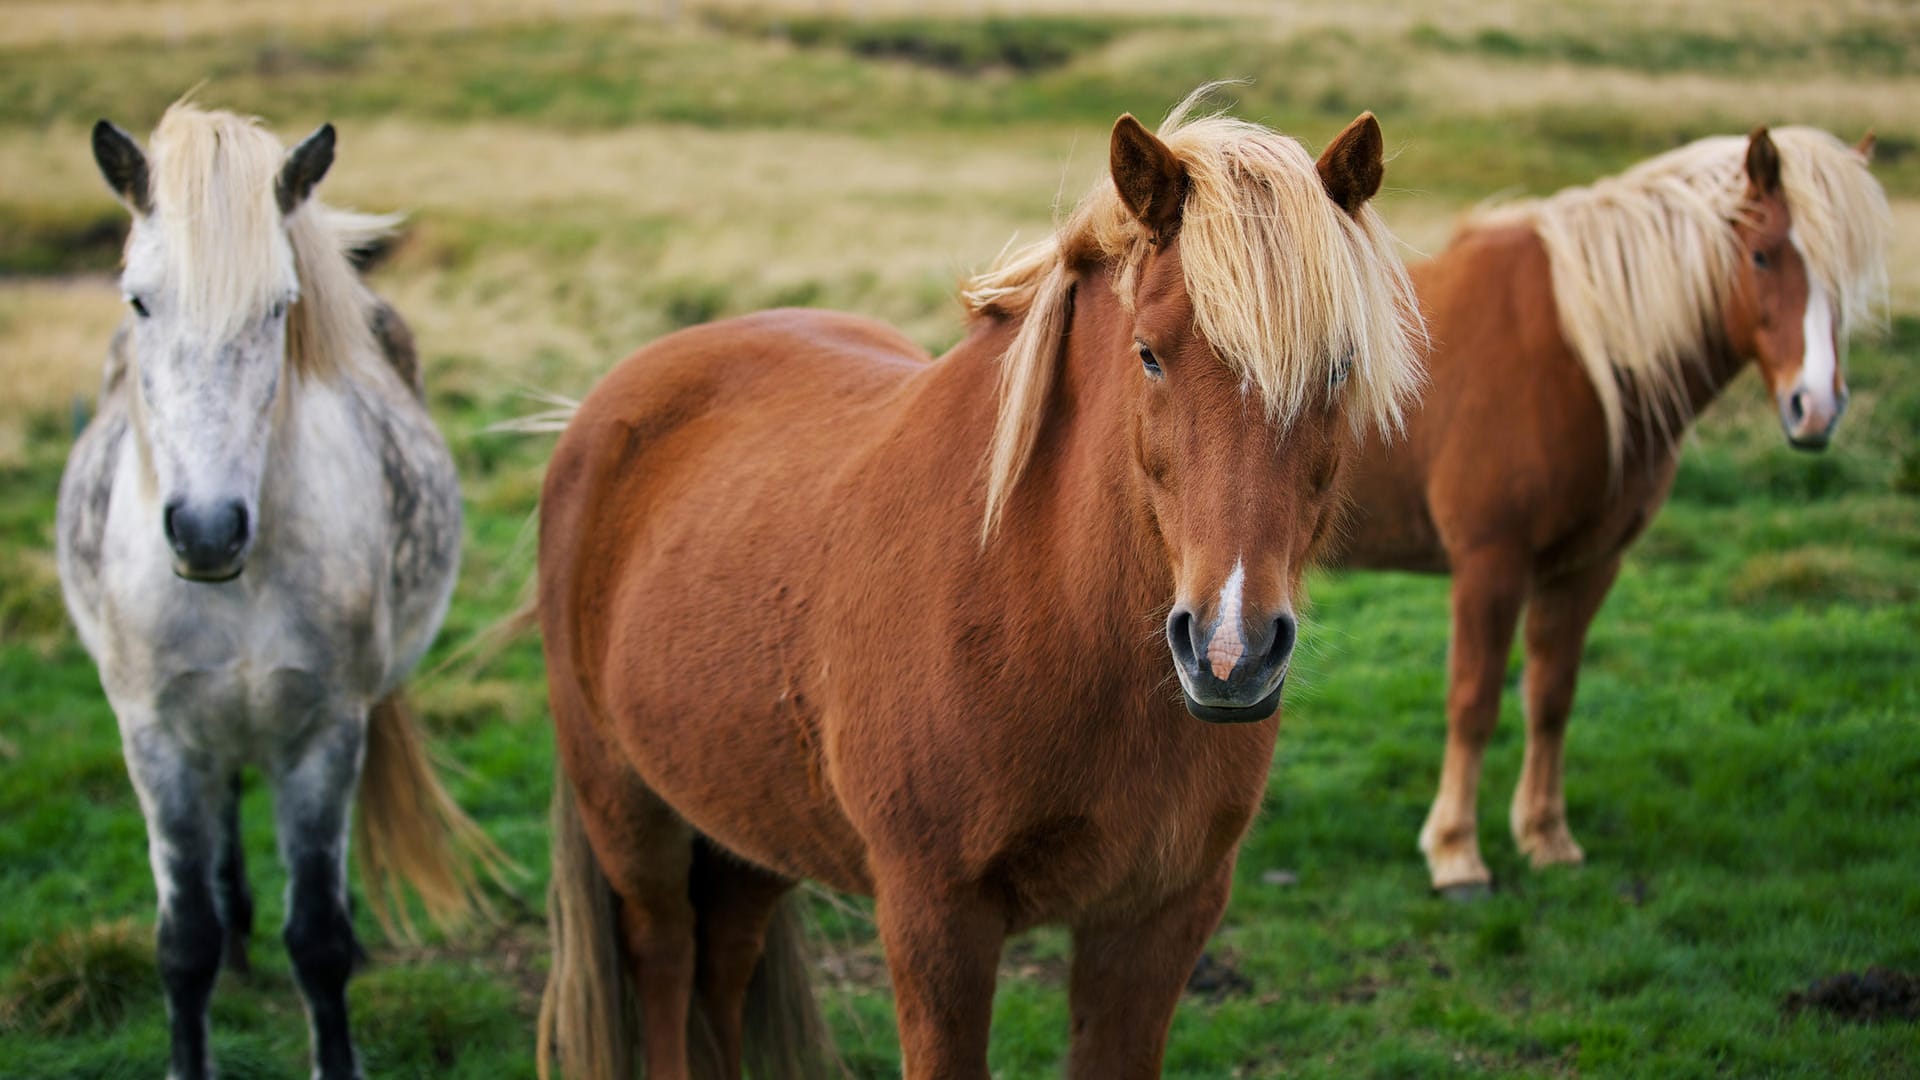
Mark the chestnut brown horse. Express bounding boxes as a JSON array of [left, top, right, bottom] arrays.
[[536, 94, 1425, 1078], [1330, 126, 1889, 897]]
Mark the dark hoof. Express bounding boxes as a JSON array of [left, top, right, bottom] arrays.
[[1436, 881, 1493, 903]]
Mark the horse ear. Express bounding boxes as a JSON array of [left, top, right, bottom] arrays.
[[1854, 130, 1877, 165], [1744, 126, 1782, 197], [92, 120, 151, 214], [1110, 114, 1187, 241], [277, 123, 336, 215], [1316, 112, 1385, 218]]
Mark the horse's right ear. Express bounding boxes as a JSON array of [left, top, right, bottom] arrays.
[[1110, 114, 1187, 242], [92, 120, 150, 214], [1744, 126, 1782, 197], [1855, 130, 1877, 165]]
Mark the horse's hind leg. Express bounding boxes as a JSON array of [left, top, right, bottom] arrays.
[[270, 715, 367, 1080], [216, 773, 254, 974], [690, 841, 794, 1077], [1511, 556, 1620, 870], [1065, 862, 1232, 1080], [121, 722, 228, 1080]]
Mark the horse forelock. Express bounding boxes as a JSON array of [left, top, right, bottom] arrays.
[[964, 88, 1427, 538], [142, 101, 386, 383], [1465, 127, 1891, 472]]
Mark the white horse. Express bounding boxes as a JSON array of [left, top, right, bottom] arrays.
[[58, 103, 493, 1080]]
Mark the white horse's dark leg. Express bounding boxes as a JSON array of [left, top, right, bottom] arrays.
[[272, 718, 366, 1080], [123, 725, 227, 1080], [216, 772, 254, 974]]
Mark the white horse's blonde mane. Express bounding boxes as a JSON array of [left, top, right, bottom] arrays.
[[1466, 127, 1890, 469], [146, 102, 394, 382], [963, 90, 1426, 539]]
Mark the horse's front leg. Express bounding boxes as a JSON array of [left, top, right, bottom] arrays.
[[1065, 861, 1233, 1080], [873, 866, 1005, 1080], [216, 772, 254, 974], [1511, 556, 1621, 869], [121, 721, 230, 1080], [270, 712, 367, 1080]]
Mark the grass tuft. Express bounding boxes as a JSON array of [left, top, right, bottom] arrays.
[[0, 919, 153, 1036], [1726, 547, 1915, 608]]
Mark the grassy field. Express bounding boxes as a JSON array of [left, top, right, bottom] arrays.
[[1, 2, 1916, 1076]]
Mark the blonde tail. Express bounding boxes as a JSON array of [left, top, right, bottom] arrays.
[[354, 691, 510, 939], [537, 766, 635, 1080]]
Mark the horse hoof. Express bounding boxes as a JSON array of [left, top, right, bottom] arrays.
[[1436, 881, 1493, 903]]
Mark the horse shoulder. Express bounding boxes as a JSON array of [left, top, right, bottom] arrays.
[[1415, 225, 1615, 557]]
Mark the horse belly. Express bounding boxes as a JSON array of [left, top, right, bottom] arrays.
[[592, 523, 873, 893]]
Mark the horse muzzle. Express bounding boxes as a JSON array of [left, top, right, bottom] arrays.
[[164, 497, 251, 582], [1166, 606, 1294, 724], [1780, 386, 1843, 452]]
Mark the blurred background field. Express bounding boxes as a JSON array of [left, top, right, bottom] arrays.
[[1, 2, 1916, 1077]]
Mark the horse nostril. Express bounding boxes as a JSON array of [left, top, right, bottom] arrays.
[[1788, 390, 1809, 426], [1268, 612, 1297, 666], [163, 499, 186, 553], [223, 502, 249, 556], [1166, 608, 1198, 668]]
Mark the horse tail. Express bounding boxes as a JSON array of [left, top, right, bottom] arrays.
[[537, 765, 634, 1080], [740, 892, 837, 1080], [354, 691, 509, 939]]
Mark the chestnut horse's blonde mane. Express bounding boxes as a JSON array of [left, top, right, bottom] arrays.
[[963, 89, 1426, 539], [1467, 127, 1890, 471], [146, 102, 394, 382]]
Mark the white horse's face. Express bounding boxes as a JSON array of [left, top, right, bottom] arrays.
[[95, 118, 335, 582], [120, 218, 296, 581]]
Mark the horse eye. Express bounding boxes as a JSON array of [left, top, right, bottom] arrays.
[[268, 300, 289, 320], [1752, 250, 1770, 270], [1137, 342, 1163, 379], [1330, 351, 1353, 387], [128, 296, 149, 318]]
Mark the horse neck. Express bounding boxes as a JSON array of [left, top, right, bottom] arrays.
[[1613, 319, 1751, 463], [934, 265, 1167, 634]]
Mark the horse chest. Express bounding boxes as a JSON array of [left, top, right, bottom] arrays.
[[74, 385, 453, 747], [1540, 457, 1678, 575]]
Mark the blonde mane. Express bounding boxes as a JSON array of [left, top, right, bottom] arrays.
[[963, 91, 1426, 539], [1466, 127, 1890, 470], [145, 102, 394, 382]]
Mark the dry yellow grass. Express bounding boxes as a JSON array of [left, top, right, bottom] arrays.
[[5, 0, 1899, 48], [1409, 53, 1920, 138], [4, 108, 1912, 435], [0, 277, 122, 465], [0, 120, 1108, 422]]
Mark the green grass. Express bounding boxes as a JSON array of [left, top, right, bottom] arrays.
[[3, 8, 1918, 1078]]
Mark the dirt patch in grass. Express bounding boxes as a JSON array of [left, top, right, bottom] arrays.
[[1186, 950, 1255, 1002], [1784, 968, 1920, 1024]]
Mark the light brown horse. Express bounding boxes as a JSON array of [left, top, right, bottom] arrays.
[[1330, 126, 1889, 897], [536, 94, 1425, 1078]]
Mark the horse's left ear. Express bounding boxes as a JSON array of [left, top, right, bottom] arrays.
[[1744, 126, 1782, 197], [1855, 130, 1877, 165], [1110, 114, 1188, 241], [1316, 112, 1385, 218], [277, 123, 336, 215]]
